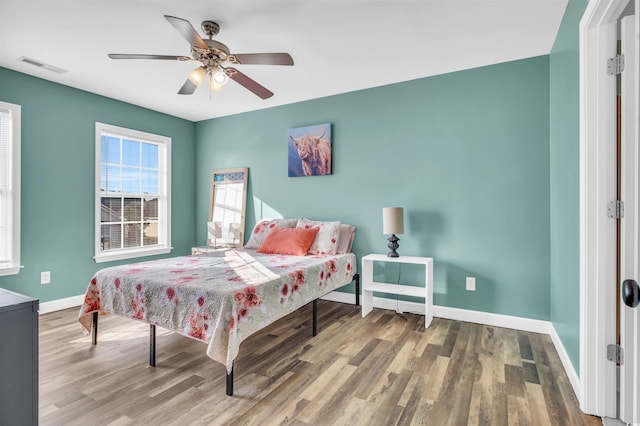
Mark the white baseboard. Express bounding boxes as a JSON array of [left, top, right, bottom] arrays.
[[41, 290, 582, 404], [433, 304, 553, 335], [549, 325, 581, 402], [323, 293, 553, 334], [39, 294, 84, 314]]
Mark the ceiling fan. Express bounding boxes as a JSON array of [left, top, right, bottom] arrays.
[[108, 15, 294, 99]]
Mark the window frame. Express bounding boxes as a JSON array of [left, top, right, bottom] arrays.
[[0, 101, 21, 276], [94, 122, 172, 263]]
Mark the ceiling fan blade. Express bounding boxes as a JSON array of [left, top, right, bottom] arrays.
[[164, 15, 208, 50], [108, 54, 192, 61], [231, 53, 294, 66], [226, 68, 274, 99], [178, 78, 198, 95]]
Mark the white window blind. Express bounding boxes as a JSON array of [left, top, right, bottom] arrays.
[[0, 101, 21, 276], [95, 122, 171, 263]]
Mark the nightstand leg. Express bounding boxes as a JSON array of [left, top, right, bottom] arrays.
[[362, 289, 373, 317], [362, 260, 373, 317], [425, 263, 434, 328]]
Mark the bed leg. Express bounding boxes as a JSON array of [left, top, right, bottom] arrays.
[[226, 363, 234, 396], [91, 312, 98, 345], [354, 273, 360, 306], [312, 299, 318, 337], [150, 324, 156, 367]]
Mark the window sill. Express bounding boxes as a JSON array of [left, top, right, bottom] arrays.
[[0, 265, 23, 277], [94, 246, 172, 264]]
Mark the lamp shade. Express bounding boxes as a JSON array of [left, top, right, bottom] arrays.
[[383, 207, 404, 235]]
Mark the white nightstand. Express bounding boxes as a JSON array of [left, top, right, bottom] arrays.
[[361, 254, 434, 328]]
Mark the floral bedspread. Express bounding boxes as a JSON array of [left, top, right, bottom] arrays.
[[79, 249, 356, 373]]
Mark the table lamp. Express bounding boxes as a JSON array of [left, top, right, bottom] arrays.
[[383, 207, 404, 257]]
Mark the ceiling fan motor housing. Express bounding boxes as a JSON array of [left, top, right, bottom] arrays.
[[201, 20, 220, 37], [191, 20, 230, 67], [193, 39, 231, 67]]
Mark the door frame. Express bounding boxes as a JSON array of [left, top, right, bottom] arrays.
[[619, 14, 639, 423], [579, 0, 634, 417]]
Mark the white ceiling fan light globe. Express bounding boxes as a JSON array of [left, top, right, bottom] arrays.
[[208, 68, 228, 92], [212, 68, 229, 86], [188, 66, 207, 85], [209, 74, 223, 92]]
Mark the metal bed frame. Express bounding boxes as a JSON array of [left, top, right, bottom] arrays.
[[90, 273, 360, 396]]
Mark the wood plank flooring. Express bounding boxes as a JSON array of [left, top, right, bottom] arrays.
[[39, 301, 601, 425]]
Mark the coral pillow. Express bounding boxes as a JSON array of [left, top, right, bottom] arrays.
[[257, 227, 319, 256]]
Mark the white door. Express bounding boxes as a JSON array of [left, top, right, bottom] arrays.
[[619, 10, 640, 425]]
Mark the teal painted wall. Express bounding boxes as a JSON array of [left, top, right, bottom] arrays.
[[549, 0, 588, 373], [196, 56, 551, 320], [0, 51, 560, 327], [0, 67, 196, 302]]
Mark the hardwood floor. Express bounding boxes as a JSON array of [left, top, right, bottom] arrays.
[[39, 301, 601, 425]]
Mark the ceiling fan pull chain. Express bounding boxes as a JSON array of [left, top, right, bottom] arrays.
[[209, 73, 212, 100]]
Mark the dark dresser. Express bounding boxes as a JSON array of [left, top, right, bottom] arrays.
[[0, 288, 39, 425]]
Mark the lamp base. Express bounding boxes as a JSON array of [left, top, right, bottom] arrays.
[[387, 234, 400, 257]]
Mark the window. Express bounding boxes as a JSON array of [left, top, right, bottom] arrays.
[[95, 122, 171, 262], [0, 101, 21, 276]]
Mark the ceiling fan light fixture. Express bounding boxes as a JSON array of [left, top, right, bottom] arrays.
[[188, 66, 207, 85], [212, 68, 229, 87], [209, 74, 223, 92], [210, 82, 223, 92], [209, 68, 228, 92]]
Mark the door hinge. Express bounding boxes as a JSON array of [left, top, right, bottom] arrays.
[[607, 200, 624, 219], [607, 54, 625, 75], [607, 344, 624, 364]]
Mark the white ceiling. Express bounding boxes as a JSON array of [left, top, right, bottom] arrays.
[[0, 1, 568, 122]]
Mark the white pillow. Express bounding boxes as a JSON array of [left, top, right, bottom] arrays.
[[296, 218, 341, 255], [244, 218, 299, 249], [336, 224, 356, 254]]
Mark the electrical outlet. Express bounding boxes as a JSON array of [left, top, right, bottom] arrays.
[[41, 271, 51, 285], [466, 277, 476, 291]]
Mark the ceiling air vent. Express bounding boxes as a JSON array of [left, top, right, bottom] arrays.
[[17, 56, 68, 75]]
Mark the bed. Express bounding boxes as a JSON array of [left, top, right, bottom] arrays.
[[78, 247, 359, 396]]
